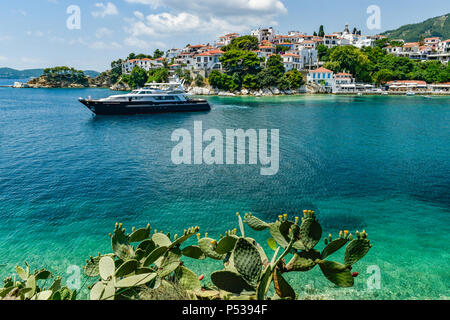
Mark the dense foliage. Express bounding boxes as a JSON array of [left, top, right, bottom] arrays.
[[0, 211, 372, 301], [42, 66, 88, 85], [208, 36, 305, 92]]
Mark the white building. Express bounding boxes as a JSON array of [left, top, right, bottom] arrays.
[[121, 58, 164, 74], [282, 53, 301, 71], [193, 49, 224, 72], [307, 67, 336, 92], [251, 27, 275, 42], [216, 33, 240, 47]]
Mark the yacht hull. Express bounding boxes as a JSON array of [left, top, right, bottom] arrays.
[[78, 98, 211, 115]]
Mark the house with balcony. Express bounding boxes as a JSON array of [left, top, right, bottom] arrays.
[[216, 33, 240, 47], [193, 49, 224, 74], [307, 67, 336, 92], [251, 27, 275, 42], [282, 53, 301, 71], [121, 58, 164, 74]]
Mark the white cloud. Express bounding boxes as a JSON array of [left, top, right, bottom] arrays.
[[89, 41, 122, 49], [96, 27, 113, 39], [92, 2, 119, 18], [0, 56, 7, 62], [26, 30, 44, 37], [123, 0, 287, 38]]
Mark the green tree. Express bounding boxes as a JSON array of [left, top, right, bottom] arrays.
[[373, 69, 394, 85], [129, 66, 148, 88], [222, 35, 259, 51], [110, 59, 123, 84], [318, 25, 325, 37], [147, 68, 169, 83], [265, 55, 285, 78], [220, 49, 262, 78], [153, 49, 164, 59], [317, 44, 329, 61], [242, 74, 260, 90], [324, 46, 372, 82]]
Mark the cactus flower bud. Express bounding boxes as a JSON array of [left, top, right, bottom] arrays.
[[199, 275, 204, 281], [196, 233, 201, 240], [352, 272, 359, 278]]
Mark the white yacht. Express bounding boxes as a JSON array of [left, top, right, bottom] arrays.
[[79, 81, 210, 115]]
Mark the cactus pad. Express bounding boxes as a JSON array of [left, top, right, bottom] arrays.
[[115, 259, 139, 278], [99, 256, 115, 281], [256, 265, 273, 300], [273, 269, 295, 299], [198, 238, 225, 260], [216, 236, 238, 254], [175, 266, 201, 291], [143, 246, 168, 267], [181, 245, 206, 260], [211, 270, 255, 294], [345, 238, 371, 266], [321, 238, 348, 259], [233, 238, 263, 286], [318, 260, 354, 288], [152, 233, 172, 247], [115, 273, 157, 288], [286, 250, 321, 272], [244, 214, 269, 231], [299, 217, 322, 250], [111, 226, 134, 261], [129, 227, 151, 243]]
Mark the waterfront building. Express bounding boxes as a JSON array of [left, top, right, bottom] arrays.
[[307, 67, 336, 92], [386, 80, 428, 92], [216, 33, 240, 47], [193, 49, 224, 73]]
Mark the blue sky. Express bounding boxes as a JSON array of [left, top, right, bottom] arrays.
[[0, 0, 449, 71]]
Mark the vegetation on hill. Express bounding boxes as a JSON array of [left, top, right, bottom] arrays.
[[0, 68, 99, 80], [381, 13, 450, 42], [208, 36, 305, 92], [320, 45, 450, 84], [0, 211, 372, 300]]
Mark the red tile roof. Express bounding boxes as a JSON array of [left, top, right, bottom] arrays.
[[310, 67, 333, 73]]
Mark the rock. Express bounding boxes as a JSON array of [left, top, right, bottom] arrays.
[[13, 82, 29, 88], [241, 88, 249, 95], [110, 82, 131, 91]]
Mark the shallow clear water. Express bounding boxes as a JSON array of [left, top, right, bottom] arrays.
[[0, 88, 449, 300]]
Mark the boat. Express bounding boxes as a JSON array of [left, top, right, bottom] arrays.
[[406, 91, 415, 96], [78, 81, 211, 115]]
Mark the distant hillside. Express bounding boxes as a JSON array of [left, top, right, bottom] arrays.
[[382, 13, 450, 42], [0, 68, 100, 79]]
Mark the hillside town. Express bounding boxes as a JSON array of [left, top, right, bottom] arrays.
[[118, 24, 450, 95]]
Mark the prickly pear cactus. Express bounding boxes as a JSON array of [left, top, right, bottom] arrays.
[[318, 260, 354, 288], [345, 231, 371, 266], [244, 213, 269, 231], [286, 250, 321, 272], [216, 235, 238, 254], [233, 238, 263, 286], [129, 225, 151, 243], [299, 210, 322, 250], [111, 223, 135, 260], [198, 236, 225, 260]]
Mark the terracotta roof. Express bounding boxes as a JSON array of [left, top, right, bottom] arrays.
[[404, 42, 419, 47], [336, 72, 352, 76], [310, 67, 333, 73], [282, 53, 300, 57]]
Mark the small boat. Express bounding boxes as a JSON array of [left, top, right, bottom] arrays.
[[406, 91, 415, 96], [79, 81, 210, 115]]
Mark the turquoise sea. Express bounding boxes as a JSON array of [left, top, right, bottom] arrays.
[[0, 82, 449, 300]]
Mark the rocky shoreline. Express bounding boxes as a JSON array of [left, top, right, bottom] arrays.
[[187, 86, 307, 96]]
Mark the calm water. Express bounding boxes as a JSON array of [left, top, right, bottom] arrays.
[[0, 87, 449, 300]]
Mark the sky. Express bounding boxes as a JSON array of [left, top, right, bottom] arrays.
[[0, 0, 449, 71]]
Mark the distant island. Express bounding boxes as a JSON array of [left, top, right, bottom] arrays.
[[0, 67, 99, 80]]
